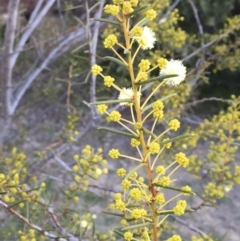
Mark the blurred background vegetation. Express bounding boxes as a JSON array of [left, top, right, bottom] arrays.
[[0, 0, 239, 241]]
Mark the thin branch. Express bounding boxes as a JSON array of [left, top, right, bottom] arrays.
[[23, 120, 93, 184], [182, 23, 240, 62], [184, 97, 233, 108], [187, 0, 204, 47], [0, 200, 73, 240], [159, 0, 181, 24], [86, 0, 106, 121], [11, 0, 56, 70], [12, 25, 88, 114], [171, 215, 207, 236], [187, 0, 205, 87], [0, 0, 20, 149], [2, 0, 20, 116], [28, 0, 45, 24]]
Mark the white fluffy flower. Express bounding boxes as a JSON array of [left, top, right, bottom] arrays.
[[80, 220, 88, 228], [118, 88, 141, 106], [159, 59, 186, 86], [134, 26, 156, 50]]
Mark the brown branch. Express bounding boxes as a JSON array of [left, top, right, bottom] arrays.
[[0, 199, 69, 240]]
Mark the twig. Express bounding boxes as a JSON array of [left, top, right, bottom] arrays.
[[171, 215, 207, 236], [0, 200, 72, 240], [186, 0, 205, 87], [0, 0, 20, 149], [11, 0, 56, 70], [12, 25, 89, 114], [2, 0, 20, 115], [159, 0, 181, 24], [182, 23, 240, 62], [23, 120, 93, 184], [86, 0, 106, 121], [184, 97, 233, 108]]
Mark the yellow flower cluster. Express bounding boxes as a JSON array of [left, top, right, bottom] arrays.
[[163, 138, 172, 149], [130, 0, 138, 7], [97, 104, 107, 114], [114, 193, 122, 200], [168, 119, 180, 131], [124, 231, 133, 241], [121, 219, 128, 226], [204, 182, 224, 201], [131, 208, 147, 219], [18, 229, 37, 241], [138, 59, 151, 71], [104, 34, 118, 48], [116, 168, 126, 178], [153, 100, 164, 110], [181, 185, 192, 196], [159, 176, 171, 187], [109, 149, 120, 159], [149, 142, 160, 154], [109, 110, 121, 121], [131, 26, 143, 37], [153, 100, 164, 120], [121, 179, 131, 190], [104, 4, 120, 16], [173, 200, 187, 215], [91, 64, 103, 75], [122, 2, 134, 15], [104, 76, 115, 87], [157, 58, 168, 68], [167, 235, 182, 241], [138, 71, 148, 81], [156, 165, 166, 175], [146, 9, 157, 20], [129, 188, 142, 201], [130, 138, 140, 147], [115, 199, 126, 211], [134, 122, 142, 130], [175, 152, 189, 167], [155, 193, 165, 205]]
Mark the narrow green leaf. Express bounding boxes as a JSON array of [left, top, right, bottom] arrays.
[[9, 200, 26, 208], [160, 133, 195, 145], [102, 210, 124, 217], [157, 209, 194, 215], [135, 74, 178, 86], [98, 127, 138, 138], [138, 18, 149, 27], [113, 229, 124, 237], [125, 163, 145, 180], [152, 183, 195, 195], [93, 18, 119, 25], [121, 222, 151, 231], [130, 5, 149, 16], [90, 99, 132, 105], [142, 127, 157, 139], [103, 56, 127, 67], [143, 93, 177, 112]]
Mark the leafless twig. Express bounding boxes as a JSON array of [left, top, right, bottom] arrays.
[[0, 0, 20, 149], [0, 200, 75, 240], [184, 97, 233, 108], [171, 215, 207, 236], [85, 0, 106, 121]]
